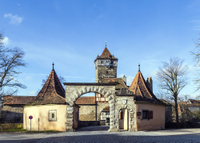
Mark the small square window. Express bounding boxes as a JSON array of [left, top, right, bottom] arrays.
[[49, 110, 57, 121], [142, 110, 153, 120]]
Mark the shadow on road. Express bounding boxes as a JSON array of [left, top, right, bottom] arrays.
[[76, 126, 109, 131]]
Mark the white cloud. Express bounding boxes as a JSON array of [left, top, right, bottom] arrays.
[[4, 13, 23, 25], [2, 36, 9, 45]]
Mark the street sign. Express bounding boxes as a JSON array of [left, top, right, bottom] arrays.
[[29, 115, 33, 119], [29, 115, 33, 131]]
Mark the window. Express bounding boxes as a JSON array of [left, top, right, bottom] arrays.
[[49, 110, 57, 121], [142, 110, 153, 120], [142, 110, 148, 119]]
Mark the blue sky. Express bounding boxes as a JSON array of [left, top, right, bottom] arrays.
[[1, 0, 200, 99]]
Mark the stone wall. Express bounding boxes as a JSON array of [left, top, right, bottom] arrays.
[[79, 105, 96, 121], [1, 105, 23, 123], [96, 66, 117, 83], [95, 59, 118, 83]]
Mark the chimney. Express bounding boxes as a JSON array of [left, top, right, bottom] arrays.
[[146, 77, 153, 92], [123, 75, 127, 85]]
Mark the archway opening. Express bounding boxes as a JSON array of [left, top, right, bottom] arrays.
[[74, 92, 110, 131], [119, 108, 129, 131], [100, 106, 110, 126]]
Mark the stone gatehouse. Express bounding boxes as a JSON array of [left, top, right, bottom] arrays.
[[63, 46, 166, 132], [22, 45, 166, 132]]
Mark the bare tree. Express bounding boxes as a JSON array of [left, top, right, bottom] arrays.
[[156, 92, 174, 103], [157, 57, 188, 126], [0, 33, 26, 103], [196, 95, 200, 100], [191, 37, 200, 91]]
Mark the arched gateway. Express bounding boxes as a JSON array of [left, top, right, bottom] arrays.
[[64, 83, 119, 132], [64, 82, 138, 132]]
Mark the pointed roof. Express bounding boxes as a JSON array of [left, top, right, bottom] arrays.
[[95, 47, 118, 61], [128, 71, 163, 104], [26, 69, 66, 105]]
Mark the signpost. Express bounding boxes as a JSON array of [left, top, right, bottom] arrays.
[[29, 115, 33, 131]]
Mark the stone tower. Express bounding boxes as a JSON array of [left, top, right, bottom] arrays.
[[94, 45, 118, 83]]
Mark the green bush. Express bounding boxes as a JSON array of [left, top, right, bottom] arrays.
[[0, 123, 23, 131]]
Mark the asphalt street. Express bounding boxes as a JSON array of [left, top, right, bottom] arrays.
[[0, 127, 200, 143]]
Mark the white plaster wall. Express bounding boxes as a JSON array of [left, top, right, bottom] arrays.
[[23, 104, 67, 131]]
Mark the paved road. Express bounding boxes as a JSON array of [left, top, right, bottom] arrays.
[[1, 127, 200, 143], [37, 127, 200, 143], [0, 132, 47, 143]]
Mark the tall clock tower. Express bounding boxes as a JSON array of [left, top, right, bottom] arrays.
[[94, 45, 118, 83]]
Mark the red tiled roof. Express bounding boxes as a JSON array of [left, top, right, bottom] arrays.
[[3, 96, 35, 105], [27, 69, 66, 105], [75, 96, 95, 104], [101, 78, 128, 89], [129, 71, 163, 104], [95, 47, 118, 61]]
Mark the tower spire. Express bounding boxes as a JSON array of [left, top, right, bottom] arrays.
[[52, 62, 54, 71]]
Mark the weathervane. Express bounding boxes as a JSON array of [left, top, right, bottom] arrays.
[[138, 64, 140, 71], [105, 41, 107, 47], [52, 62, 54, 71]]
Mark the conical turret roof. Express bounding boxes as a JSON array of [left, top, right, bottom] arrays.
[[27, 69, 66, 105], [128, 71, 162, 104]]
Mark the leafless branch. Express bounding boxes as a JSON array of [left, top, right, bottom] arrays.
[[157, 57, 188, 125], [0, 33, 26, 103]]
